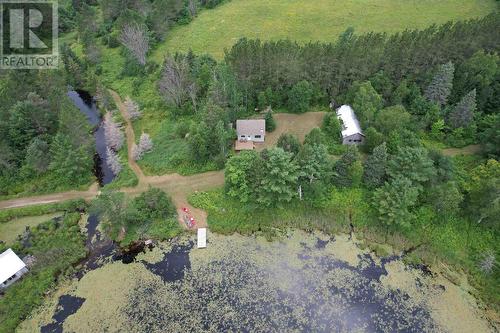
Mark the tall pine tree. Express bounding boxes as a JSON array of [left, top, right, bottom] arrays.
[[448, 89, 476, 129], [363, 142, 388, 188], [424, 62, 455, 107]]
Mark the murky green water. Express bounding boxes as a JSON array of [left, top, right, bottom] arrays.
[[21, 230, 492, 333]]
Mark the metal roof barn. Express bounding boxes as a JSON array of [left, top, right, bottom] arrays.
[[0, 248, 27, 285]]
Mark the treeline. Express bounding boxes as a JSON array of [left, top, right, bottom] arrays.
[[149, 14, 500, 170], [0, 71, 95, 197], [225, 13, 499, 109]]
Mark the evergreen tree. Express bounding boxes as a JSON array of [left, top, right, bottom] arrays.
[[7, 101, 50, 159], [424, 62, 455, 107], [24, 137, 51, 174], [352, 81, 383, 127], [288, 80, 313, 113], [265, 110, 276, 132], [372, 176, 419, 229], [277, 133, 301, 156], [479, 114, 500, 158], [387, 147, 436, 186], [333, 145, 361, 187], [363, 142, 388, 188], [49, 133, 93, 185], [322, 112, 342, 143], [258, 148, 300, 206], [448, 89, 476, 129]]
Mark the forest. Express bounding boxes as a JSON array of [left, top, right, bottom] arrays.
[[0, 0, 498, 328]]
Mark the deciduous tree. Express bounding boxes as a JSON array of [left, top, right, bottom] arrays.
[[225, 150, 262, 203], [351, 81, 383, 127], [103, 112, 124, 151], [124, 97, 142, 120], [119, 23, 149, 66], [158, 55, 193, 108], [258, 148, 300, 206], [288, 80, 313, 113], [106, 147, 122, 175]]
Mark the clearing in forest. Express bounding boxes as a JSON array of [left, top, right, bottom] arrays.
[[257, 112, 326, 151], [154, 0, 497, 59]]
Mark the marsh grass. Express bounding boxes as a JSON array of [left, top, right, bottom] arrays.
[[0, 213, 63, 245], [0, 200, 87, 224]]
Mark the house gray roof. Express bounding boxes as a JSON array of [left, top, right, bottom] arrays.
[[336, 105, 364, 138], [0, 249, 26, 284], [236, 119, 265, 135]]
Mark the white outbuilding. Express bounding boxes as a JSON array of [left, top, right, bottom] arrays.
[[336, 105, 365, 145], [0, 248, 28, 289]]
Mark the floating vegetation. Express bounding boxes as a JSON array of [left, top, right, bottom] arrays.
[[19, 231, 494, 332]]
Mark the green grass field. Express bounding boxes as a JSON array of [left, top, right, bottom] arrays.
[[154, 0, 497, 59]]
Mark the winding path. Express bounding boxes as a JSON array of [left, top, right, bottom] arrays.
[[110, 91, 223, 228], [0, 91, 223, 229]]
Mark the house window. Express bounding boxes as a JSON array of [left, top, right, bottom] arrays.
[[348, 139, 352, 142], [255, 135, 262, 139], [240, 135, 246, 138]]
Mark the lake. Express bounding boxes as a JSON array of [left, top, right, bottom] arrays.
[[19, 230, 491, 332]]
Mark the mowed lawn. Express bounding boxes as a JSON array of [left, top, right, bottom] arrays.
[[256, 112, 327, 151], [154, 0, 497, 59]]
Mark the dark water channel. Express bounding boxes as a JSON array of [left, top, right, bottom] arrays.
[[41, 91, 117, 333]]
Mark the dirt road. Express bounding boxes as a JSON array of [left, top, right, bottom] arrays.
[[110, 91, 147, 184], [0, 92, 224, 230], [0, 183, 99, 210]]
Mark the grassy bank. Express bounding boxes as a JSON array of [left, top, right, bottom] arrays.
[[0, 213, 63, 246], [0, 212, 87, 333], [155, 0, 497, 58], [0, 199, 87, 224]]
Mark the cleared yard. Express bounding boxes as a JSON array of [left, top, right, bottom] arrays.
[[256, 112, 326, 151], [154, 0, 497, 59], [441, 144, 482, 156], [0, 213, 62, 245]]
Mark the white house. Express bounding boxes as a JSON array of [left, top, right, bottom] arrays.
[[236, 119, 266, 143], [0, 249, 28, 289], [336, 105, 365, 145]]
